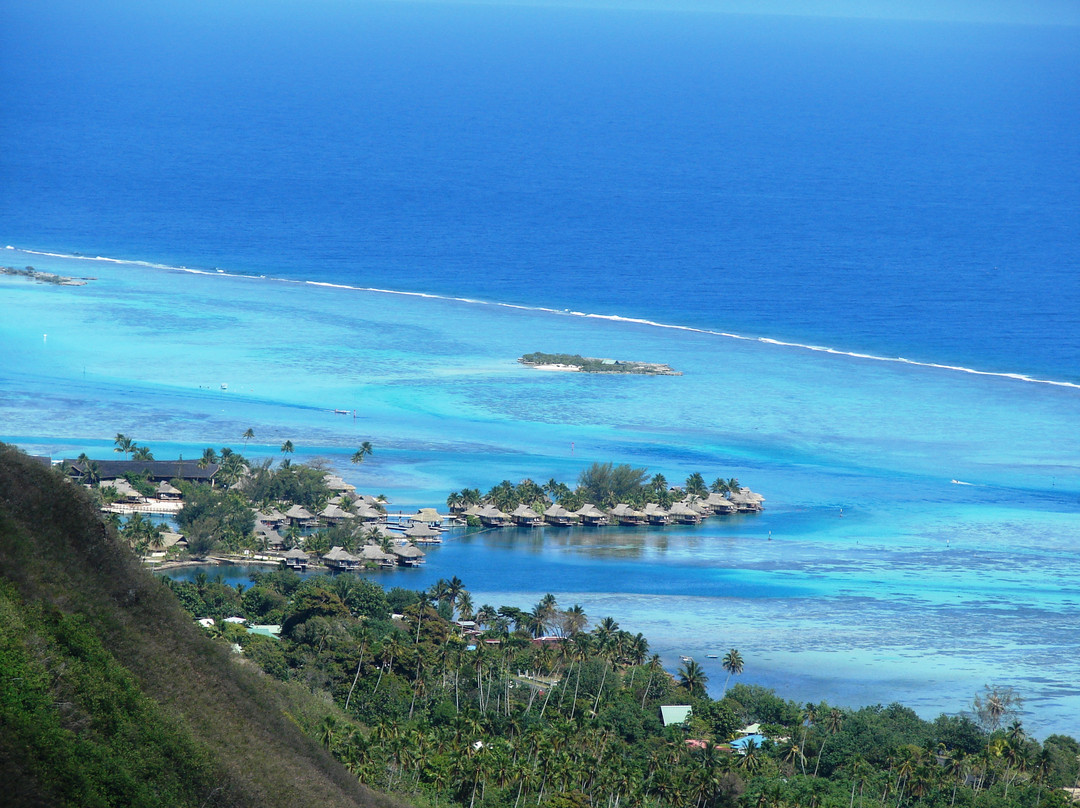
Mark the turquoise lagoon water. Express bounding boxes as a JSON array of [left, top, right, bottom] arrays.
[[2, 1, 1079, 737], [4, 247, 1079, 737]]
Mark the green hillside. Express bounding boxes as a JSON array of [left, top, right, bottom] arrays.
[[0, 445, 409, 808]]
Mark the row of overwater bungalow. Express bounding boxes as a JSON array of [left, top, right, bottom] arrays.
[[280, 536, 426, 573], [459, 489, 764, 529]]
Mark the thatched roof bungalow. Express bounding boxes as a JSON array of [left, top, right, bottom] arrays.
[[323, 546, 361, 571], [319, 503, 354, 523], [393, 543, 425, 567], [609, 503, 647, 526], [405, 524, 442, 544], [284, 504, 316, 526], [575, 503, 609, 527], [543, 504, 579, 526], [510, 504, 543, 527], [283, 547, 309, 571], [643, 503, 671, 525], [669, 502, 703, 524], [477, 506, 511, 528], [155, 480, 182, 499], [360, 544, 396, 567]]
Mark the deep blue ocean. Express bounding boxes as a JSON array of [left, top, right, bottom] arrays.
[[2, 1, 1079, 736]]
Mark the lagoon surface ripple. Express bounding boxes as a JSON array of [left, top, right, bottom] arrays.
[[1, 1, 1079, 737]]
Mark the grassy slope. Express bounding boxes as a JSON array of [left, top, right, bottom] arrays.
[[0, 446, 410, 808]]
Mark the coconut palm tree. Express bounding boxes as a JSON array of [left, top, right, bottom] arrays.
[[685, 471, 708, 497], [280, 440, 294, 458], [242, 427, 255, 447], [813, 707, 844, 777], [351, 441, 374, 464], [132, 444, 154, 460], [678, 659, 708, 697], [114, 433, 135, 458], [722, 648, 744, 692]]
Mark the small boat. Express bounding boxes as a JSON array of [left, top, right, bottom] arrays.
[[706, 654, 718, 659], [334, 409, 349, 414], [679, 655, 693, 662]]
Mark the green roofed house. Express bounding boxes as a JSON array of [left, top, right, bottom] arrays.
[[660, 705, 693, 727]]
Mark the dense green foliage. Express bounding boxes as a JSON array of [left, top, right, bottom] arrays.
[[0, 445, 407, 808], [448, 463, 745, 512], [519, 352, 675, 374], [166, 568, 1080, 808]]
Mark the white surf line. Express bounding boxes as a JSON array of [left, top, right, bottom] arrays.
[[9, 245, 1080, 391]]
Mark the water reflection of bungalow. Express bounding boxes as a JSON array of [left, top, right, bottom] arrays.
[[543, 504, 579, 526], [669, 502, 702, 524], [510, 504, 543, 527], [609, 504, 646, 526], [575, 503, 609, 527], [323, 546, 361, 571], [643, 503, 671, 525], [283, 547, 309, 571]]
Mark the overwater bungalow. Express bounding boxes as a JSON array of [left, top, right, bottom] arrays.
[[476, 505, 511, 528], [575, 503, 609, 527], [392, 542, 425, 567], [643, 502, 671, 525], [319, 503, 354, 524], [282, 547, 309, 571], [405, 524, 442, 544], [411, 507, 445, 528], [360, 543, 396, 568], [543, 504, 579, 526], [727, 488, 765, 512], [704, 493, 737, 514], [284, 504, 317, 528], [609, 503, 647, 526], [323, 546, 361, 571], [510, 503, 543, 527], [669, 502, 703, 524], [257, 508, 288, 529], [353, 503, 385, 522]]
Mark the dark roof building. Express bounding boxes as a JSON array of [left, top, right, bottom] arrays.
[[66, 459, 219, 482]]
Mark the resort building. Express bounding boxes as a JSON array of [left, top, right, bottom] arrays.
[[65, 458, 219, 484], [322, 546, 361, 572], [510, 504, 543, 527], [575, 503, 609, 526], [542, 504, 579, 526]]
